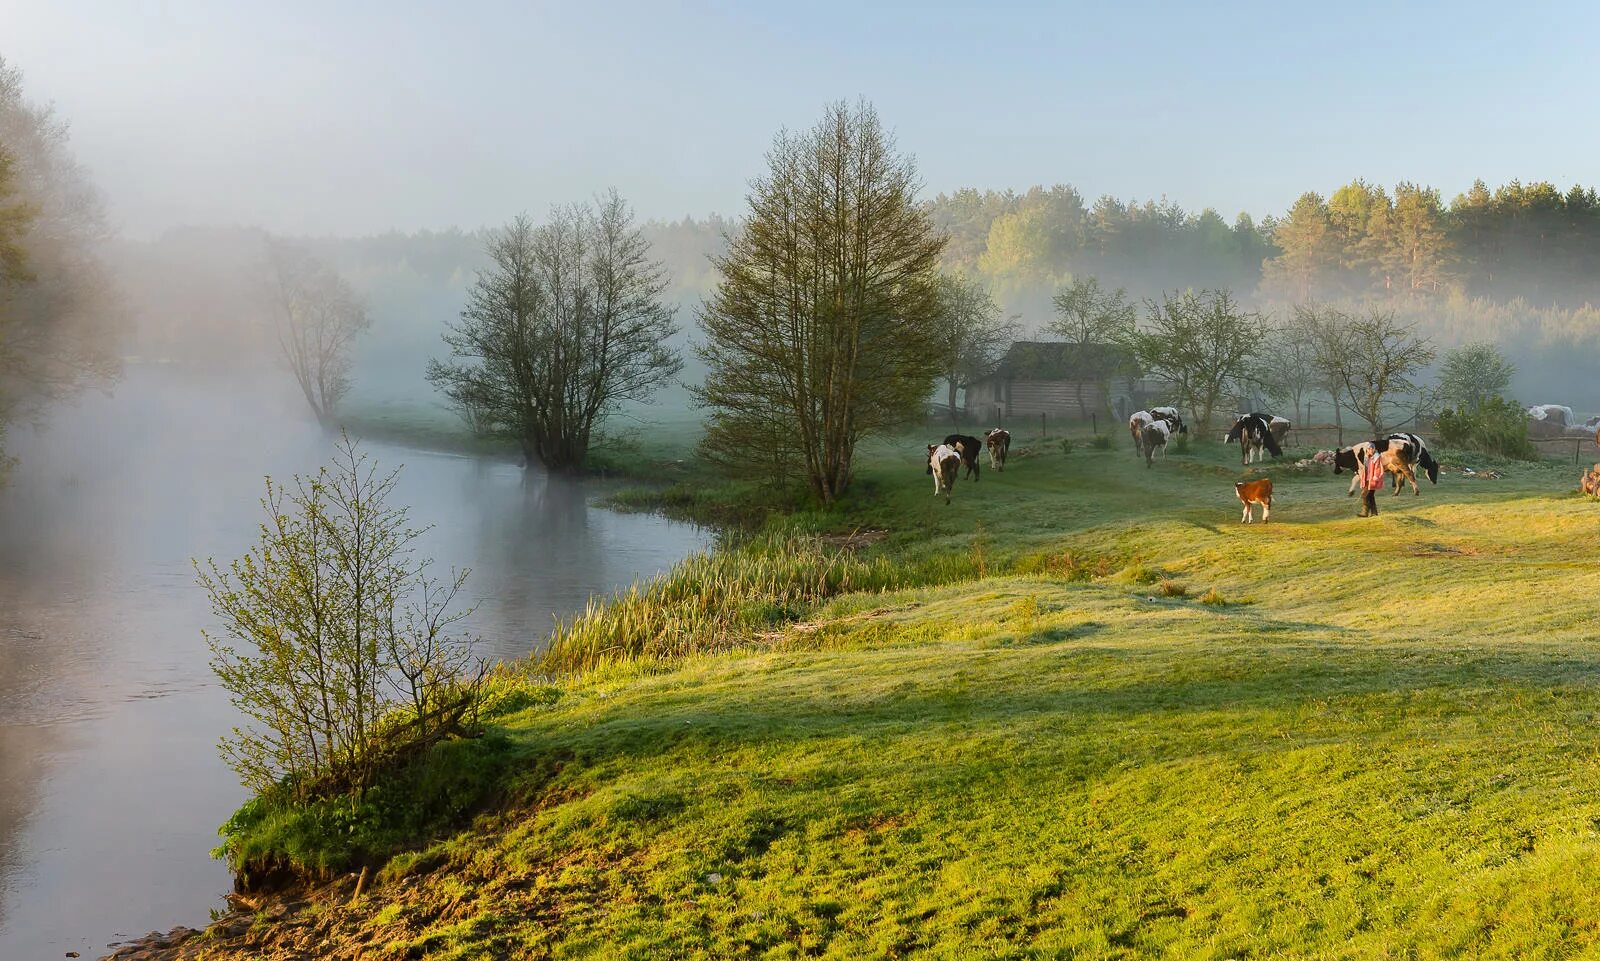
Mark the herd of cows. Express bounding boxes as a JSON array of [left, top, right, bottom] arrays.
[[924, 406, 1451, 522]]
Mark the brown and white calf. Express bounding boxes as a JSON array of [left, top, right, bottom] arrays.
[[985, 428, 1011, 471], [1235, 477, 1273, 523], [927, 443, 963, 503]]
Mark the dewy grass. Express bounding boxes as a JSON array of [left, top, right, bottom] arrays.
[[206, 430, 1600, 958]]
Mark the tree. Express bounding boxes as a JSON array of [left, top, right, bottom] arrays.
[[696, 101, 945, 504], [1438, 342, 1514, 411], [1261, 193, 1340, 301], [1123, 289, 1265, 435], [931, 274, 1016, 419], [196, 436, 483, 801], [1311, 308, 1435, 434], [1262, 316, 1320, 426], [266, 240, 371, 425], [1048, 275, 1137, 417], [428, 191, 681, 471], [0, 56, 120, 471]]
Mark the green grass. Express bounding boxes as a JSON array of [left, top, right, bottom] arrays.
[[215, 433, 1600, 959]]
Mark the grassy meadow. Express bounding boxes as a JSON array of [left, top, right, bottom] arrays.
[[212, 425, 1600, 960]]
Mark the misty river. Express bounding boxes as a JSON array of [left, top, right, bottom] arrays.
[[0, 366, 710, 958]]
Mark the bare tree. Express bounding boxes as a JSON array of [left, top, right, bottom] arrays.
[[266, 240, 370, 425], [1309, 307, 1434, 434], [696, 101, 945, 504], [932, 273, 1016, 420], [427, 191, 681, 471], [1122, 289, 1265, 435], [1262, 314, 1321, 425]]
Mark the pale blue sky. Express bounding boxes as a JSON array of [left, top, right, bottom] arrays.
[[5, 0, 1597, 236]]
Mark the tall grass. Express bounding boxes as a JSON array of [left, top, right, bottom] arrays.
[[536, 534, 979, 674]]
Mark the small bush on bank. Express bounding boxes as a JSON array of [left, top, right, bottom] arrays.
[[1090, 434, 1113, 450], [1059, 438, 1075, 455]]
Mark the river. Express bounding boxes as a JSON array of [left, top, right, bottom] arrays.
[[0, 367, 710, 958]]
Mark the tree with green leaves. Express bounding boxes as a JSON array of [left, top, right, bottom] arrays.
[[931, 274, 1016, 419], [1122, 289, 1265, 435], [196, 436, 483, 801], [1261, 193, 1341, 301], [696, 101, 945, 504], [1438, 342, 1514, 411], [428, 191, 681, 471]]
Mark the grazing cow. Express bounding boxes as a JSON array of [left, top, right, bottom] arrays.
[[1382, 432, 1439, 486], [984, 428, 1011, 472], [1129, 410, 1155, 458], [1224, 413, 1285, 465], [1332, 442, 1379, 496], [1264, 413, 1292, 447], [927, 443, 963, 503], [943, 434, 982, 481], [1378, 445, 1421, 496], [1150, 406, 1189, 435], [1234, 477, 1273, 524], [1140, 420, 1172, 468]]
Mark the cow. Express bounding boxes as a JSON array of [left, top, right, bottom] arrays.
[[1129, 410, 1155, 458], [1224, 413, 1284, 465], [984, 428, 1011, 472], [927, 443, 963, 503], [1376, 434, 1440, 495], [1235, 477, 1273, 524], [1332, 442, 1378, 497], [1582, 463, 1600, 497], [1150, 406, 1189, 436], [1140, 419, 1172, 468], [944, 434, 982, 481], [1264, 413, 1291, 447]]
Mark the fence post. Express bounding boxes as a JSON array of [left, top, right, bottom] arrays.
[[1040, 411, 1047, 439], [1091, 413, 1097, 435]]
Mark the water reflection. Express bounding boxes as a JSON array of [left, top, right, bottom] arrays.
[[0, 367, 708, 957]]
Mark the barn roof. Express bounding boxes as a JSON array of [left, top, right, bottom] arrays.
[[978, 341, 1135, 382]]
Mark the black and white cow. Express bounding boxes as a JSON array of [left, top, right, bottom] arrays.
[[1382, 432, 1439, 487], [1225, 413, 1285, 465], [944, 434, 982, 481], [927, 443, 963, 503], [984, 428, 1011, 472], [1150, 406, 1189, 436], [1332, 441, 1378, 496], [1140, 419, 1172, 468]]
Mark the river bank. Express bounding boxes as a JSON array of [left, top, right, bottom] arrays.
[[100, 431, 1600, 958]]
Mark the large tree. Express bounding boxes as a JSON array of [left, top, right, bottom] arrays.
[[1311, 308, 1435, 434], [931, 274, 1015, 419], [428, 191, 680, 471], [266, 239, 371, 425], [696, 101, 945, 504], [1122, 289, 1265, 435]]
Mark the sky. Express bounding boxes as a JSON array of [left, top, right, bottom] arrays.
[[5, 0, 1599, 238]]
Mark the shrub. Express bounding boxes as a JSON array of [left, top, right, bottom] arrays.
[[1090, 434, 1113, 450], [1157, 579, 1188, 598], [1172, 434, 1190, 454], [196, 436, 485, 803], [1058, 437, 1075, 455], [1435, 396, 1539, 460]]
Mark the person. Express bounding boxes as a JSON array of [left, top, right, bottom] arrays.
[[1358, 447, 1385, 517]]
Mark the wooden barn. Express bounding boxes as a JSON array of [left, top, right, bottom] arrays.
[[964, 341, 1140, 422]]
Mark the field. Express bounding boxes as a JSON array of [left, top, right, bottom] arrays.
[[205, 428, 1600, 960]]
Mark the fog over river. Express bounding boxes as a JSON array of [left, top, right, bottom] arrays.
[[0, 366, 709, 958]]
